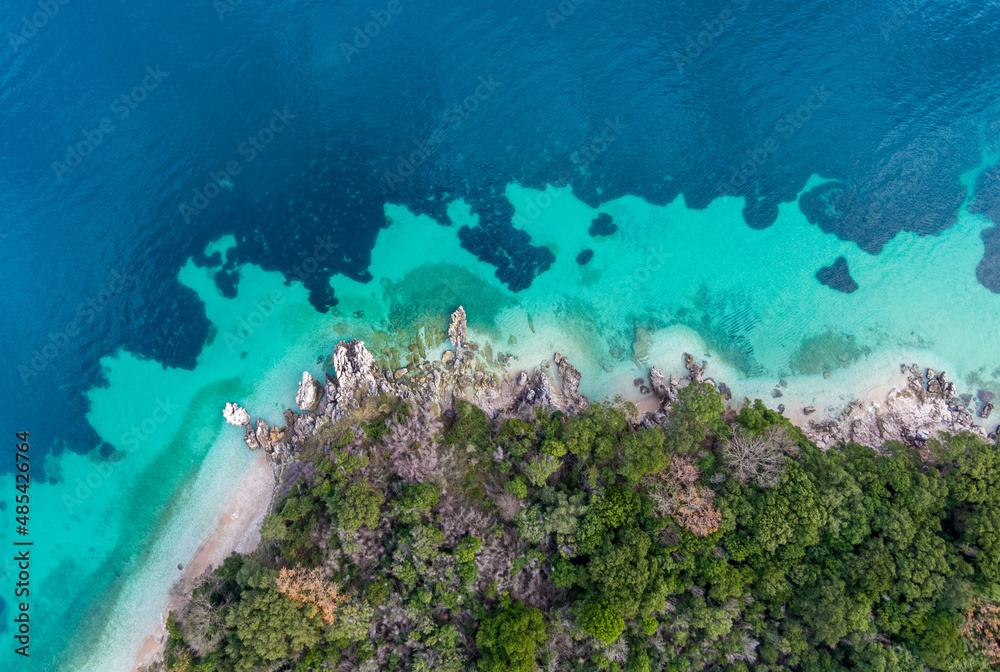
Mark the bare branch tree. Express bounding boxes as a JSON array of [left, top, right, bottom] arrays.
[[719, 425, 797, 488]]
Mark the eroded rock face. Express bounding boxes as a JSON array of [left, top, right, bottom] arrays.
[[683, 353, 707, 382], [223, 402, 250, 427], [649, 367, 669, 400], [296, 371, 324, 412], [328, 339, 396, 414]]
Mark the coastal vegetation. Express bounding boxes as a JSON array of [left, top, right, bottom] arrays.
[[159, 381, 1000, 672]]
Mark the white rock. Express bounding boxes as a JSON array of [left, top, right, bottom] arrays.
[[295, 371, 324, 412], [223, 402, 250, 427]]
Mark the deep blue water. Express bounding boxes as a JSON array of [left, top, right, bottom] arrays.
[[0, 1, 999, 661]]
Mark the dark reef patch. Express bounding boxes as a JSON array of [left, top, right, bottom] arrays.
[[457, 224, 554, 292], [588, 213, 617, 237], [973, 163, 1000, 292], [816, 257, 859, 294], [577, 249, 594, 265]]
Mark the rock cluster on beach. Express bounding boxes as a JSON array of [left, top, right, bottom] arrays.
[[803, 364, 995, 450], [223, 308, 998, 462]]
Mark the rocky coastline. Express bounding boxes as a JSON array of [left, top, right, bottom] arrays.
[[223, 307, 998, 468]]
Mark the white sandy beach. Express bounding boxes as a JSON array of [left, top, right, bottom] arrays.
[[132, 452, 275, 671]]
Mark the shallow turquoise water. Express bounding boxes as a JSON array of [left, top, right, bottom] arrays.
[[8, 177, 1000, 670]]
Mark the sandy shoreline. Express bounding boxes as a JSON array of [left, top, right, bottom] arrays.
[[132, 452, 276, 671]]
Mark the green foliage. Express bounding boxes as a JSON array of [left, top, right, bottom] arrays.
[[735, 398, 791, 433], [618, 427, 668, 483], [626, 643, 651, 672], [498, 418, 538, 458], [454, 535, 482, 563], [180, 386, 1000, 672], [524, 454, 561, 486], [363, 416, 389, 442], [561, 403, 626, 463], [505, 475, 529, 499], [259, 512, 289, 541], [665, 382, 726, 453], [224, 563, 323, 672], [339, 480, 383, 532], [446, 400, 492, 452], [579, 601, 625, 644], [475, 600, 546, 672], [398, 482, 440, 523]]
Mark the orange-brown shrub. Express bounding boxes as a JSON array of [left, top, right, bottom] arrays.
[[961, 598, 1000, 664], [648, 455, 722, 537], [276, 566, 346, 625]]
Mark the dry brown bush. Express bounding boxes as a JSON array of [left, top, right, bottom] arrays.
[[648, 455, 722, 537], [276, 566, 346, 625], [961, 598, 1000, 664]]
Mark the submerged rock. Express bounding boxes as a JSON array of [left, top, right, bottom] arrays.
[[576, 249, 594, 265], [295, 371, 324, 412], [816, 256, 859, 294], [588, 213, 617, 237]]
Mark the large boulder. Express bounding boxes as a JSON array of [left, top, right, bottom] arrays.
[[296, 371, 324, 412], [554, 352, 587, 412], [223, 402, 250, 427]]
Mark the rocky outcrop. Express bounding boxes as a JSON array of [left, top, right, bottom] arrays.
[[683, 353, 707, 382], [449, 306, 467, 352], [225, 309, 999, 468], [244, 418, 284, 459], [553, 352, 587, 412], [326, 339, 400, 415], [510, 368, 554, 414], [296, 372, 324, 412], [223, 402, 250, 427], [649, 367, 668, 400], [805, 386, 989, 450]]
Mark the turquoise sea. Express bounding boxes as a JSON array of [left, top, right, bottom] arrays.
[[2, 1, 1000, 670]]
